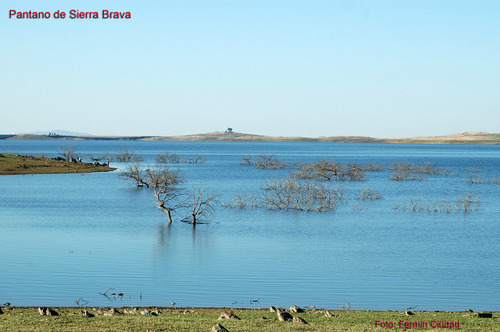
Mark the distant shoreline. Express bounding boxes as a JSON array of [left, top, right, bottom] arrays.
[[1, 132, 499, 145]]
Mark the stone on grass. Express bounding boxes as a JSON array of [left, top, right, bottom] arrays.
[[474, 312, 493, 318], [212, 323, 229, 332], [293, 316, 309, 324], [123, 308, 138, 315], [107, 308, 122, 316], [218, 311, 240, 320], [45, 308, 59, 316], [269, 306, 277, 312], [289, 305, 304, 313], [37, 307, 58, 316], [81, 310, 94, 317], [324, 310, 334, 317], [276, 309, 293, 322]]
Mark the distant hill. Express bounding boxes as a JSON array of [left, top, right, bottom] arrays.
[[142, 131, 316, 142], [143, 131, 500, 144], [2, 132, 499, 144], [384, 132, 500, 145]]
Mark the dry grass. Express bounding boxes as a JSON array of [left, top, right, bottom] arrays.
[[0, 307, 498, 332]]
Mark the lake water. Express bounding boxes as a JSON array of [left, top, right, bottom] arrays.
[[0, 140, 499, 311]]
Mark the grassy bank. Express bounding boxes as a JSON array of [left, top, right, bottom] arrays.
[[0, 154, 115, 175], [0, 307, 498, 331]]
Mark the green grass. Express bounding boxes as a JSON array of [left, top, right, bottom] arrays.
[[0, 154, 115, 175], [0, 307, 498, 331]]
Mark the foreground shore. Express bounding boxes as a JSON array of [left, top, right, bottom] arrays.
[[0, 307, 497, 331]]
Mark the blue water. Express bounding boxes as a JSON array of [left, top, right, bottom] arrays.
[[0, 140, 499, 311]]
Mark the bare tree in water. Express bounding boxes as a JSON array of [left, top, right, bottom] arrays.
[[148, 166, 185, 224], [184, 184, 218, 226], [120, 163, 150, 188]]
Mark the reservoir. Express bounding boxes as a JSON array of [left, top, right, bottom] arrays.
[[0, 140, 498, 311]]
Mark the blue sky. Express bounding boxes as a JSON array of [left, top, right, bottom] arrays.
[[1, 0, 499, 137]]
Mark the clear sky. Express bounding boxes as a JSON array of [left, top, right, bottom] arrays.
[[1, 0, 499, 138]]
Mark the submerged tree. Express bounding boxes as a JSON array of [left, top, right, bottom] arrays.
[[184, 185, 218, 226], [262, 176, 344, 211], [113, 149, 143, 162], [119, 161, 219, 225], [240, 154, 287, 169], [148, 166, 185, 224], [120, 163, 150, 188], [295, 160, 366, 181]]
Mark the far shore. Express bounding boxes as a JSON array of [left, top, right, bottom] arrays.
[[1, 131, 499, 144]]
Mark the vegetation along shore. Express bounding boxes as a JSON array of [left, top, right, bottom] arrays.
[[0, 153, 115, 175], [0, 306, 498, 331]]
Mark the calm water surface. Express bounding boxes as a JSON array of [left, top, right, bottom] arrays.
[[0, 141, 499, 310]]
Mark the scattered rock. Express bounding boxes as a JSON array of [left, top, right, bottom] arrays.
[[324, 310, 334, 318], [474, 312, 493, 318], [466, 309, 474, 313], [269, 306, 277, 312], [123, 308, 138, 315], [405, 309, 414, 316], [97, 308, 122, 316], [276, 309, 293, 322], [289, 305, 304, 313], [81, 310, 94, 318], [37, 307, 58, 316], [293, 316, 309, 325], [183, 309, 190, 314], [45, 308, 59, 316], [212, 323, 229, 332], [95, 308, 105, 316], [218, 311, 240, 320]]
